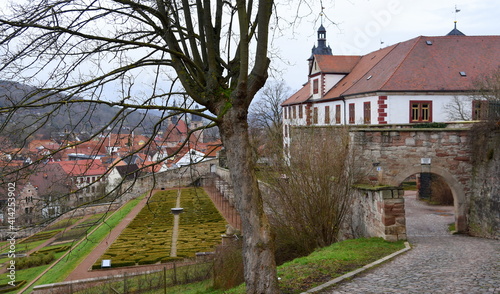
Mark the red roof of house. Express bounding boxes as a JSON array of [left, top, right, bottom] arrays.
[[283, 35, 500, 105], [281, 82, 311, 106], [99, 133, 150, 151], [28, 139, 60, 150], [313, 55, 361, 74], [138, 160, 163, 173], [164, 119, 188, 142], [204, 142, 223, 158], [27, 162, 71, 195], [57, 159, 108, 177]]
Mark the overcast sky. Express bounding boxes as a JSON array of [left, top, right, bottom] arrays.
[[272, 0, 499, 91]]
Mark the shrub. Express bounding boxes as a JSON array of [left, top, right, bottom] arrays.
[[15, 252, 55, 270], [34, 245, 70, 254], [160, 257, 184, 263], [212, 240, 244, 290], [20, 230, 61, 244], [412, 122, 447, 128]]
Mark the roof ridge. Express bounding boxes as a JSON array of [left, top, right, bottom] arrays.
[[379, 36, 421, 90], [340, 42, 400, 97]]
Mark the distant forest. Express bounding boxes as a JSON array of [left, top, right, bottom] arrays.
[[0, 80, 165, 146]]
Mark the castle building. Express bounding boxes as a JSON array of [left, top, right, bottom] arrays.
[[282, 23, 500, 151]]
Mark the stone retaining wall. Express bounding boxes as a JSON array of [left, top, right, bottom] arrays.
[[122, 159, 218, 200], [342, 186, 406, 242]]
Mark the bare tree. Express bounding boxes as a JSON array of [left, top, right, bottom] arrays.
[[444, 95, 472, 121], [445, 67, 500, 121], [249, 80, 290, 164], [474, 66, 500, 121], [468, 67, 500, 165], [0, 1, 278, 292], [475, 66, 500, 100], [249, 80, 290, 138], [264, 126, 361, 263]]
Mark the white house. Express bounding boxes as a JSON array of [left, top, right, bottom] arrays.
[[106, 163, 140, 193], [167, 149, 207, 170], [282, 24, 500, 151]]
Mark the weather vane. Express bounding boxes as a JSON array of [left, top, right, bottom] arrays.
[[454, 5, 461, 22]]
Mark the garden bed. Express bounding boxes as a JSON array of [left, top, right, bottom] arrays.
[[93, 188, 226, 268]]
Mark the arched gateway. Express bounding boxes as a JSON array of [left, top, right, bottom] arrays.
[[288, 123, 475, 240], [392, 165, 467, 233], [350, 124, 473, 235]]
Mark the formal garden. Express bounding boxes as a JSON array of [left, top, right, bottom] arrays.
[[0, 213, 106, 293], [92, 187, 227, 269]]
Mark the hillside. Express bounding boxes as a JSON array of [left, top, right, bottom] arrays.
[[0, 80, 164, 145]]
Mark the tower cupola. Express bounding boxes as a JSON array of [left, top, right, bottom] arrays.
[[309, 24, 332, 59], [446, 21, 465, 36]]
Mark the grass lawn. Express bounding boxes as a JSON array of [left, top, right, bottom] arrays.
[[0, 195, 143, 294], [145, 237, 406, 294], [33, 196, 142, 286], [275, 238, 405, 293]]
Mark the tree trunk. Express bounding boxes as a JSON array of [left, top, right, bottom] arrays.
[[219, 105, 279, 294]]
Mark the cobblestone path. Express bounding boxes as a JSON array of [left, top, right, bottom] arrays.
[[320, 191, 500, 294]]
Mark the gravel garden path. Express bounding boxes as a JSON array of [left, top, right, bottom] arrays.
[[169, 189, 182, 257]]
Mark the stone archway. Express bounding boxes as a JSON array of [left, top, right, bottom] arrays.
[[391, 165, 467, 233]]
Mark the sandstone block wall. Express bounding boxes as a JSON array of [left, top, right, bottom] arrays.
[[352, 128, 470, 232], [342, 186, 406, 242], [124, 159, 218, 200]]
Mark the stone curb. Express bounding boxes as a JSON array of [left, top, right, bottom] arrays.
[[301, 241, 412, 294]]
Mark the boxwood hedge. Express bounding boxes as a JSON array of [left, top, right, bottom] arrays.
[[93, 188, 226, 269]]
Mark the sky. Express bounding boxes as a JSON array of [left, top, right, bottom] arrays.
[[272, 0, 499, 92], [0, 0, 497, 105]]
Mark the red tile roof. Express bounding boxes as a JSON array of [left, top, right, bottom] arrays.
[[163, 119, 188, 142], [323, 44, 397, 100], [281, 82, 311, 106], [314, 55, 361, 74], [377, 36, 500, 92], [28, 139, 60, 150], [283, 35, 500, 105], [57, 159, 108, 177]]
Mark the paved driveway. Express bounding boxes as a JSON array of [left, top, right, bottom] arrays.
[[320, 191, 500, 294]]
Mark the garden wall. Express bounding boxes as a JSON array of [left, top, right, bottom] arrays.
[[122, 159, 218, 202]]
